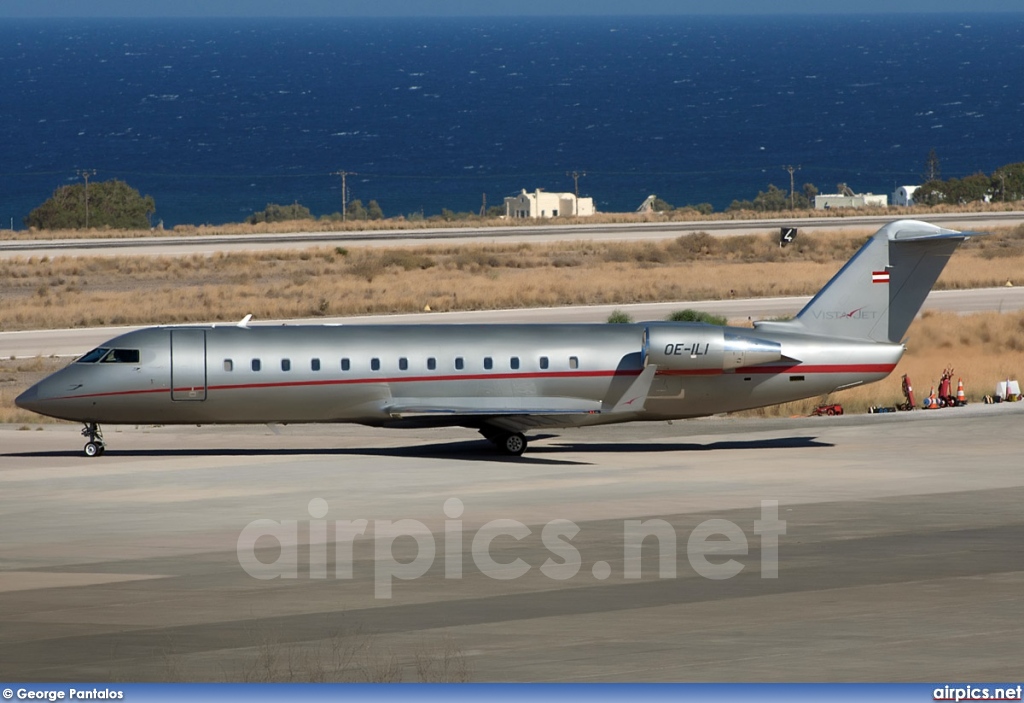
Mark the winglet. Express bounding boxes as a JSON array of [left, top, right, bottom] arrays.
[[237, 313, 253, 329], [605, 365, 658, 414]]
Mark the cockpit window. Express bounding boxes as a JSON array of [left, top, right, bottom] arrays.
[[103, 349, 140, 364], [79, 348, 140, 364], [77, 347, 111, 363]]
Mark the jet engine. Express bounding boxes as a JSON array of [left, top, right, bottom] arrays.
[[645, 324, 784, 371]]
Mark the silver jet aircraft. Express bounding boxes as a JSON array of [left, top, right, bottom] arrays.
[[16, 220, 975, 456]]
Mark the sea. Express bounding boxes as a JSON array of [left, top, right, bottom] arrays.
[[1, 14, 1023, 228]]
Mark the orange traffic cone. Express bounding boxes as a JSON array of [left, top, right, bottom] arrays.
[[956, 378, 966, 404], [924, 386, 937, 408]]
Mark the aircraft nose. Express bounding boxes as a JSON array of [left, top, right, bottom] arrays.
[[15, 383, 44, 414]]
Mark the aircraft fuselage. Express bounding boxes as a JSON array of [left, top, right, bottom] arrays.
[[17, 322, 902, 428]]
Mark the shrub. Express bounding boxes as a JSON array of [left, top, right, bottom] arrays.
[[26, 179, 156, 230], [666, 309, 727, 326], [248, 202, 312, 224]]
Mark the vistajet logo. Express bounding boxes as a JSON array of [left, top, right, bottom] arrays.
[[808, 307, 879, 320], [237, 498, 787, 598]]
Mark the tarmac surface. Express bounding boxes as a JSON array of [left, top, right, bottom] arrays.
[[1, 403, 1023, 682]]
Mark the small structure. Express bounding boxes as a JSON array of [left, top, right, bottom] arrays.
[[813, 192, 889, 210], [893, 185, 920, 207], [504, 189, 595, 219], [636, 195, 658, 213]]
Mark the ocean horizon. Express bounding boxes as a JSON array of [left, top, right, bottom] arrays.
[[1, 14, 1023, 228]]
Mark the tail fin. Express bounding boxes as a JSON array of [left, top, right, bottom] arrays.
[[763, 220, 976, 343]]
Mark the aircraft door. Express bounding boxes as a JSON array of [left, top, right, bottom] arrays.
[[170, 329, 207, 401]]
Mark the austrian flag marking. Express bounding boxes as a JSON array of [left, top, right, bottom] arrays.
[[872, 270, 890, 284]]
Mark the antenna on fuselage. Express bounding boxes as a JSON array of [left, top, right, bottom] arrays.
[[237, 314, 253, 329]]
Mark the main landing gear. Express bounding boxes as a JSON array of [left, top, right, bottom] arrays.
[[81, 422, 105, 457], [480, 427, 528, 456]]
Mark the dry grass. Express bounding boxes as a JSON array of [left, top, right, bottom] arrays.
[[2, 225, 1023, 332]]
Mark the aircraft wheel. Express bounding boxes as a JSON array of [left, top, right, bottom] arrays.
[[503, 433, 527, 456], [84, 442, 102, 458]]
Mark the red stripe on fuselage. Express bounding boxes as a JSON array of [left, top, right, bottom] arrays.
[[658, 363, 896, 376], [52, 369, 628, 401], [51, 363, 896, 401], [52, 386, 171, 401], [206, 369, 627, 392], [745, 363, 896, 374]]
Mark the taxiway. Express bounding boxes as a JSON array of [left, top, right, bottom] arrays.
[[3, 211, 1022, 259], [1, 404, 1022, 681]]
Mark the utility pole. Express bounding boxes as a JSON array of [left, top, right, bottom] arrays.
[[924, 148, 941, 182], [566, 170, 586, 215], [783, 165, 800, 210], [333, 170, 356, 222], [480, 193, 487, 218], [77, 169, 97, 228]]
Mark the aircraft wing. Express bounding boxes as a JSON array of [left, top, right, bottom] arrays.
[[381, 365, 658, 430], [383, 396, 603, 417]]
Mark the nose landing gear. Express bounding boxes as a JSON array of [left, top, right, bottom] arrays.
[[81, 422, 106, 457]]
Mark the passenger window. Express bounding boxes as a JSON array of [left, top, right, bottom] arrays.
[[569, 356, 579, 369], [510, 357, 520, 370], [455, 357, 464, 370], [341, 358, 350, 371], [224, 359, 233, 372], [311, 358, 320, 371], [281, 359, 291, 372], [251, 359, 261, 372], [539, 356, 549, 370], [484, 357, 493, 370], [399, 357, 408, 371], [371, 358, 381, 371], [427, 357, 437, 370]]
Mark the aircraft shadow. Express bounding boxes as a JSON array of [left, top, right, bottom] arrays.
[[2, 435, 830, 464], [535, 435, 833, 453], [1, 438, 580, 466]]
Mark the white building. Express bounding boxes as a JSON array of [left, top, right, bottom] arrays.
[[813, 192, 889, 210], [504, 189, 595, 219], [893, 185, 920, 207]]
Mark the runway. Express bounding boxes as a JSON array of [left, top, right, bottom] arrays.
[[2, 211, 1022, 259], [3, 286, 1023, 359], [2, 403, 1023, 681]]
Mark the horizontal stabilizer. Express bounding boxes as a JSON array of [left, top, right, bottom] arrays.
[[888, 226, 981, 241]]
